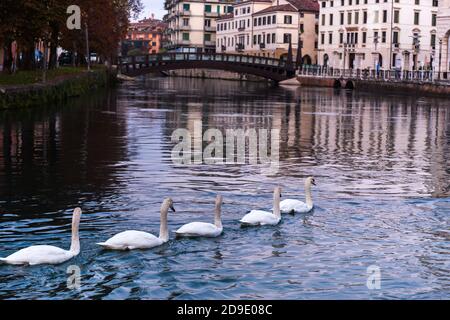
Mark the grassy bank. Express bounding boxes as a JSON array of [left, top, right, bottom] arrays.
[[0, 67, 117, 109], [0, 67, 92, 86]]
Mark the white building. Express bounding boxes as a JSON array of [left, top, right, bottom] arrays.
[[437, 0, 450, 76], [216, 0, 319, 62], [317, 0, 439, 71], [164, 0, 235, 53]]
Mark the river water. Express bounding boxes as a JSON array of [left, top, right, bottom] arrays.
[[0, 77, 449, 299]]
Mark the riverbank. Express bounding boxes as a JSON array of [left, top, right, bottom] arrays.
[[0, 67, 117, 109], [297, 75, 450, 98]]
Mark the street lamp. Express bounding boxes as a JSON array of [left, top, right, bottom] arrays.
[[438, 38, 443, 80]]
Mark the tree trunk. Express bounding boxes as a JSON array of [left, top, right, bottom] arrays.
[[21, 43, 36, 70], [3, 39, 13, 73], [49, 24, 59, 69]]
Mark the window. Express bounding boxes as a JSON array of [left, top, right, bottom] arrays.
[[235, 9, 238, 15], [263, 16, 266, 25], [300, 23, 304, 33], [355, 11, 359, 24], [205, 5, 211, 13], [204, 19, 211, 27], [393, 31, 399, 44], [341, 0, 344, 6], [339, 32, 344, 44], [331, 1, 334, 7], [254, 18, 257, 26], [182, 33, 189, 41], [258, 17, 262, 25], [433, 0, 438, 6], [363, 11, 367, 24], [374, 11, 379, 23], [273, 15, 276, 24], [328, 33, 333, 44], [362, 31, 367, 44], [322, 14, 325, 26], [183, 3, 190, 11], [284, 15, 293, 24], [272, 33, 276, 43], [267, 33, 270, 44], [205, 34, 211, 42], [392, 53, 397, 67], [330, 14, 334, 25], [381, 31, 386, 43], [383, 10, 387, 23], [431, 34, 436, 48], [340, 12, 344, 25], [415, 0, 420, 4], [253, 35, 257, 45], [321, 33, 325, 45], [183, 18, 189, 26], [283, 33, 292, 43], [356, 0, 359, 4], [322, 1, 326, 7], [414, 12, 420, 25], [432, 14, 437, 27], [394, 10, 399, 23], [347, 12, 352, 24], [349, 0, 352, 5], [374, 31, 379, 44]]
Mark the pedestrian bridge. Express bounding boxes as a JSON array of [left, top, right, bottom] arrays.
[[118, 53, 296, 82]]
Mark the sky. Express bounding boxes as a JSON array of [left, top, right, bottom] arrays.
[[138, 0, 166, 20]]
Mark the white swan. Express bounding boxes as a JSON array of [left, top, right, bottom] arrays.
[[176, 195, 223, 238], [97, 198, 175, 250], [0, 208, 82, 266], [280, 177, 316, 214], [240, 187, 282, 226]]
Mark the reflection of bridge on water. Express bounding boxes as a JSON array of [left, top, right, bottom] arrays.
[[118, 53, 296, 82]]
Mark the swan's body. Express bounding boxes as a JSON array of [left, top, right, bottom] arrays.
[[280, 177, 316, 214], [0, 208, 82, 266], [240, 187, 282, 226], [176, 195, 223, 238], [97, 198, 175, 250]]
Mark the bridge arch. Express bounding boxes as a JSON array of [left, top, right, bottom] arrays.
[[119, 53, 295, 82]]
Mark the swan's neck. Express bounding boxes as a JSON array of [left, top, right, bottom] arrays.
[[159, 207, 169, 242], [214, 203, 222, 229], [70, 213, 81, 254], [305, 183, 313, 208], [273, 191, 281, 218]]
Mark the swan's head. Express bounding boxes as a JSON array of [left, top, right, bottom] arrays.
[[306, 177, 316, 187], [73, 207, 82, 217], [274, 186, 282, 198], [215, 194, 223, 206], [163, 198, 176, 213]]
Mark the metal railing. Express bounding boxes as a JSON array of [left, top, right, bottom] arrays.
[[119, 53, 286, 69], [297, 65, 450, 84]]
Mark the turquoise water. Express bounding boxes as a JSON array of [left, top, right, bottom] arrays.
[[0, 77, 449, 299]]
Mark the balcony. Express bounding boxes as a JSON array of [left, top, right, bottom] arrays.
[[205, 12, 219, 18], [236, 43, 245, 52], [204, 26, 216, 32], [238, 26, 246, 32], [180, 10, 191, 16], [179, 25, 191, 31], [204, 40, 216, 47], [259, 43, 265, 49]]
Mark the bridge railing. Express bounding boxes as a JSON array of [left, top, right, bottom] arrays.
[[298, 65, 450, 84], [119, 53, 286, 70]]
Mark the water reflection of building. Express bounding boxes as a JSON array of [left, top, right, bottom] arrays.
[[156, 79, 449, 197], [0, 91, 129, 214]]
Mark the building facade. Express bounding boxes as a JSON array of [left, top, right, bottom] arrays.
[[437, 0, 450, 76], [164, 0, 236, 53], [317, 0, 439, 71], [123, 14, 167, 55], [216, 0, 320, 62]]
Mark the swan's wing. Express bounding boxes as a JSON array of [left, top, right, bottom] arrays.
[[176, 222, 220, 237], [241, 210, 279, 225], [98, 230, 160, 249], [280, 199, 311, 213], [3, 245, 73, 265]]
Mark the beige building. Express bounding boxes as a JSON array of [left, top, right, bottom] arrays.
[[164, 0, 235, 52], [216, 0, 320, 62], [437, 0, 450, 76], [317, 0, 439, 71]]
